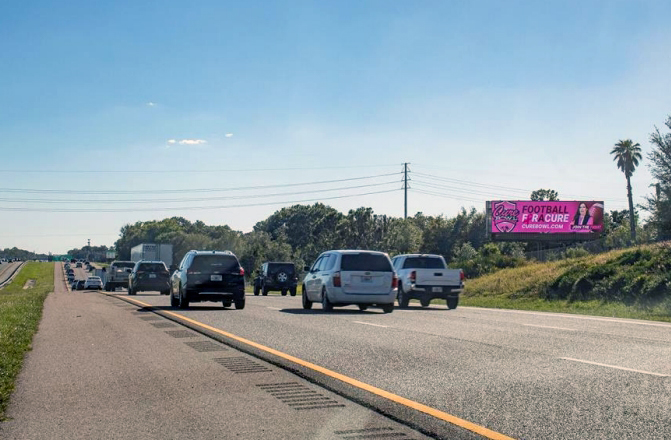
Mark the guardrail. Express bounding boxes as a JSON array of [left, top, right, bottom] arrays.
[[0, 262, 26, 289]]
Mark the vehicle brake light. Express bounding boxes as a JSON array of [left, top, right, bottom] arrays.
[[332, 272, 341, 287], [409, 270, 416, 283], [391, 274, 398, 289], [239, 267, 245, 276], [460, 270, 465, 281]]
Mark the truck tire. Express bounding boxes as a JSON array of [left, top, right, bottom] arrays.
[[289, 287, 297, 297], [447, 297, 459, 310], [254, 285, 260, 296], [420, 297, 430, 307], [397, 284, 409, 308], [170, 291, 179, 307], [281, 289, 287, 296], [234, 298, 245, 310], [262, 286, 269, 296]]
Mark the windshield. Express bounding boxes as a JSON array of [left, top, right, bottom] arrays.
[[402, 257, 446, 269], [137, 263, 167, 272], [341, 253, 392, 272], [191, 255, 239, 272]]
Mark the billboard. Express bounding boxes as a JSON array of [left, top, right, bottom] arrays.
[[489, 201, 604, 241]]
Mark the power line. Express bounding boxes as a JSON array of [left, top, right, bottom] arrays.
[[0, 181, 400, 204], [0, 164, 401, 174], [0, 172, 401, 195], [0, 188, 401, 212]]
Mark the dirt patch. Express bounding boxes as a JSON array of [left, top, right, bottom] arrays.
[[23, 279, 36, 289]]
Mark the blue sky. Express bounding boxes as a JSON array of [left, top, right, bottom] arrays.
[[1, 1, 669, 254]]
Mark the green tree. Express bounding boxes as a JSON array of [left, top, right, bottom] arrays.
[[611, 139, 642, 242], [382, 219, 422, 255], [643, 115, 671, 239], [530, 189, 559, 201]]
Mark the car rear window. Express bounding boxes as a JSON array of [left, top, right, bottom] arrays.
[[138, 263, 167, 272], [191, 255, 239, 272], [402, 257, 446, 269], [340, 253, 392, 272], [268, 263, 295, 274], [113, 262, 136, 269]]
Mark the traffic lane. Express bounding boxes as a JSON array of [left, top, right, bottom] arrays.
[[0, 261, 22, 284], [3, 271, 434, 440], [127, 293, 671, 440]]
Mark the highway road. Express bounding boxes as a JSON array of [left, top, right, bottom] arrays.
[[0, 261, 22, 286], [110, 288, 671, 440]]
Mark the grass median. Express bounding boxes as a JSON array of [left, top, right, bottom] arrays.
[[0, 262, 54, 421]]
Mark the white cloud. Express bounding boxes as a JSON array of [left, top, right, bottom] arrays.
[[225, 133, 233, 138], [178, 139, 207, 145], [146, 102, 156, 107], [167, 139, 176, 144]]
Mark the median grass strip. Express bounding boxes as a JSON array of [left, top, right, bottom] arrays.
[[462, 244, 671, 323], [0, 262, 54, 421]]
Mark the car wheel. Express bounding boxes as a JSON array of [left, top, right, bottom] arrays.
[[128, 285, 135, 296], [447, 297, 459, 310], [358, 305, 368, 311], [321, 288, 333, 312], [223, 300, 232, 308], [381, 303, 394, 314], [420, 297, 430, 307], [170, 290, 179, 307], [302, 286, 312, 310], [281, 289, 287, 296], [262, 286, 268, 296], [254, 286, 260, 296], [290, 287, 297, 297], [234, 298, 245, 310], [397, 283, 409, 308], [178, 286, 189, 309]]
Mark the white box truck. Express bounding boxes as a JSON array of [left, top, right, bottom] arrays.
[[130, 243, 173, 268]]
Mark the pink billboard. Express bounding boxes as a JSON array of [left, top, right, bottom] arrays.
[[491, 201, 604, 234]]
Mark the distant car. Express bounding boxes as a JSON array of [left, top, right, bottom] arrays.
[[302, 250, 397, 313], [104, 261, 135, 291], [170, 250, 245, 309], [253, 262, 298, 296], [76, 262, 82, 268], [84, 276, 103, 290], [71, 279, 86, 290], [128, 261, 170, 295], [67, 273, 75, 282]]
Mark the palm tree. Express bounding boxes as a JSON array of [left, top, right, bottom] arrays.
[[611, 139, 642, 242]]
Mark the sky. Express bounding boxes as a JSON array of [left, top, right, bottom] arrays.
[[0, 0, 669, 255]]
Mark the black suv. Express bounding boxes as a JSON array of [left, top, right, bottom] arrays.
[[170, 250, 245, 309], [253, 262, 298, 296], [128, 260, 171, 295]]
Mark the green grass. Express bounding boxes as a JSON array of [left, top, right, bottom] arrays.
[[0, 262, 54, 421], [462, 244, 671, 323]]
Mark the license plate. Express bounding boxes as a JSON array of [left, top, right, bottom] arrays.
[[149, 274, 156, 278], [361, 276, 372, 283], [432, 287, 443, 293], [211, 275, 223, 281]]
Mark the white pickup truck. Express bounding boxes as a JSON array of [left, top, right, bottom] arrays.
[[391, 254, 464, 309]]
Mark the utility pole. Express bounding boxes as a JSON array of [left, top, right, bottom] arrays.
[[403, 163, 409, 219]]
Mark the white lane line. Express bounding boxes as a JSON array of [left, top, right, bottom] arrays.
[[266, 307, 282, 310], [352, 321, 389, 328], [560, 357, 670, 377], [524, 324, 577, 331], [465, 307, 671, 328]]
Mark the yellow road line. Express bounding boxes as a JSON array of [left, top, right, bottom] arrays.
[[119, 296, 514, 440]]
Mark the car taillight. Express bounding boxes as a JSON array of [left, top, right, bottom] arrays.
[[332, 272, 341, 287], [460, 270, 465, 281], [391, 274, 398, 289], [409, 270, 416, 283], [239, 267, 245, 276]]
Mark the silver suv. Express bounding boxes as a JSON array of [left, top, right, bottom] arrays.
[[301, 250, 397, 313]]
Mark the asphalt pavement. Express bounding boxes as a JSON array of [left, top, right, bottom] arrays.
[[0, 264, 436, 440]]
